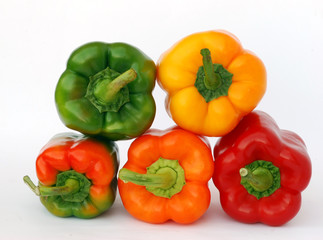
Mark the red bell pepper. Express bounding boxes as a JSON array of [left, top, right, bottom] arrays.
[[212, 111, 311, 226], [23, 133, 119, 218]]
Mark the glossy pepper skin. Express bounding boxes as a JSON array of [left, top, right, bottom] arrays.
[[55, 42, 156, 140], [213, 111, 311, 226], [118, 127, 214, 224], [157, 30, 266, 137], [24, 133, 119, 218]]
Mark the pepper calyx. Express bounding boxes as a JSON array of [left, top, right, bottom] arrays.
[[195, 48, 233, 102], [119, 158, 186, 199], [56, 170, 91, 202], [240, 160, 280, 199], [85, 67, 137, 113], [23, 170, 91, 203]]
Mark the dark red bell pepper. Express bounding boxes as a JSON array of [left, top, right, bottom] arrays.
[[212, 111, 311, 226]]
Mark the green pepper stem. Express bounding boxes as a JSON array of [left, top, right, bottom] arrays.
[[240, 167, 273, 192], [200, 48, 221, 90], [23, 176, 40, 196], [119, 168, 176, 189], [119, 158, 186, 199], [23, 175, 80, 197], [94, 68, 137, 104]]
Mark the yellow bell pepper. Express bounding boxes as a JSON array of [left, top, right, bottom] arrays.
[[157, 30, 266, 136]]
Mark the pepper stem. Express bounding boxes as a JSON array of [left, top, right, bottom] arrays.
[[93, 68, 137, 104], [86, 67, 137, 113], [119, 168, 177, 189], [23, 175, 80, 197], [240, 167, 274, 192], [200, 48, 221, 90], [119, 158, 186, 199], [240, 161, 281, 199], [23, 176, 41, 196]]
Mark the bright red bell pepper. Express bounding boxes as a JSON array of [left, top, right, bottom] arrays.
[[212, 111, 311, 226], [23, 133, 119, 218]]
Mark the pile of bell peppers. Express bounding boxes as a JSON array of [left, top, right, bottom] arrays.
[[24, 30, 311, 226]]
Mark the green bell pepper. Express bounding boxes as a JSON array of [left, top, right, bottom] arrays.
[[55, 42, 156, 140]]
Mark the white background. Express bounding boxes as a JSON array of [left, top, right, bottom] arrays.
[[1, 0, 323, 239]]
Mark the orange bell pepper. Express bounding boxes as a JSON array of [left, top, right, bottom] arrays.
[[118, 127, 214, 224], [157, 30, 266, 136]]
